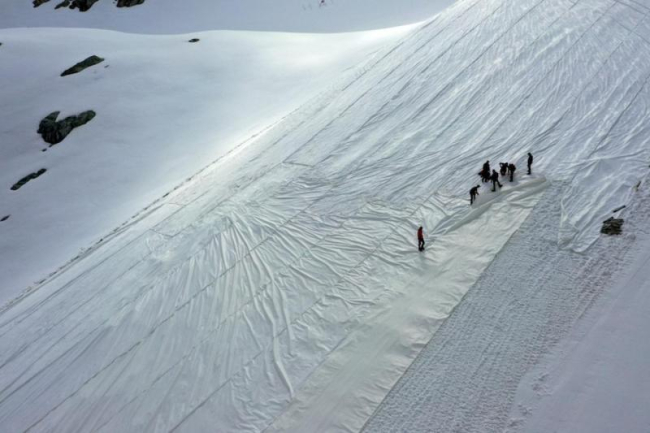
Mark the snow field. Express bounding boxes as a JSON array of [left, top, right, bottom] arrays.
[[365, 177, 650, 432], [508, 184, 650, 433], [2, 0, 650, 430], [0, 0, 453, 34], [0, 25, 415, 302]]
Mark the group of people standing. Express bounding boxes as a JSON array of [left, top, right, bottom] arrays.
[[470, 153, 533, 205], [418, 153, 534, 251]]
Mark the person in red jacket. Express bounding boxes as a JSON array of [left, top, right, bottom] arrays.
[[417, 226, 425, 251]]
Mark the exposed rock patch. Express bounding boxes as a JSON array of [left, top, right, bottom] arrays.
[[189, 38, 200, 43], [116, 0, 146, 7], [601, 217, 624, 235], [38, 110, 96, 145], [1, 215, 9, 222], [46, 0, 145, 10], [61, 55, 104, 77], [70, 0, 99, 11], [54, 0, 98, 11], [11, 169, 47, 191]]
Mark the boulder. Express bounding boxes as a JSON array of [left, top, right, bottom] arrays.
[[601, 217, 624, 235], [61, 55, 105, 77], [188, 38, 200, 43], [69, 0, 100, 11], [38, 110, 96, 145]]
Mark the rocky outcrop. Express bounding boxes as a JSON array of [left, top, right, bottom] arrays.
[[54, 0, 98, 11], [69, 0, 99, 11], [0, 215, 9, 222], [61, 55, 104, 77], [11, 169, 47, 191], [189, 38, 200, 43], [116, 0, 146, 7], [48, 0, 144, 11], [601, 217, 624, 235], [38, 110, 96, 145]]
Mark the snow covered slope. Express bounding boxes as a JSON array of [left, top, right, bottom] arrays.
[[510, 219, 650, 433], [0, 0, 453, 33], [2, 0, 650, 431], [0, 26, 415, 303]]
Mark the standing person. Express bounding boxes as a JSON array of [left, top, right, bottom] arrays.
[[508, 163, 516, 182], [491, 169, 502, 192], [479, 168, 489, 183], [527, 152, 534, 175], [470, 185, 480, 205], [417, 226, 425, 252], [500, 162, 508, 176], [483, 160, 491, 177]]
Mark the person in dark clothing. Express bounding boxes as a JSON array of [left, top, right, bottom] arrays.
[[508, 163, 516, 182], [500, 162, 508, 176], [479, 168, 490, 183], [491, 169, 502, 192], [483, 160, 491, 177], [417, 226, 425, 252], [470, 185, 480, 204], [527, 152, 533, 175]]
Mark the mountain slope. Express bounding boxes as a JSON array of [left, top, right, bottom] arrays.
[[0, 25, 414, 303], [1, 0, 650, 431], [0, 0, 453, 33]]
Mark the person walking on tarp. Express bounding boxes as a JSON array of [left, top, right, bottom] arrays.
[[500, 162, 508, 176], [470, 185, 480, 205], [417, 226, 425, 252], [491, 169, 502, 192], [527, 152, 533, 175], [508, 163, 516, 182]]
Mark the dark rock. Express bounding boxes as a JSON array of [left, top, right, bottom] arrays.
[[72, 0, 99, 11], [38, 110, 96, 145], [116, 0, 146, 7], [11, 169, 47, 191], [61, 55, 104, 77], [601, 217, 624, 235], [1, 215, 9, 222], [189, 38, 200, 43], [46, 0, 145, 11], [63, 0, 99, 11]]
